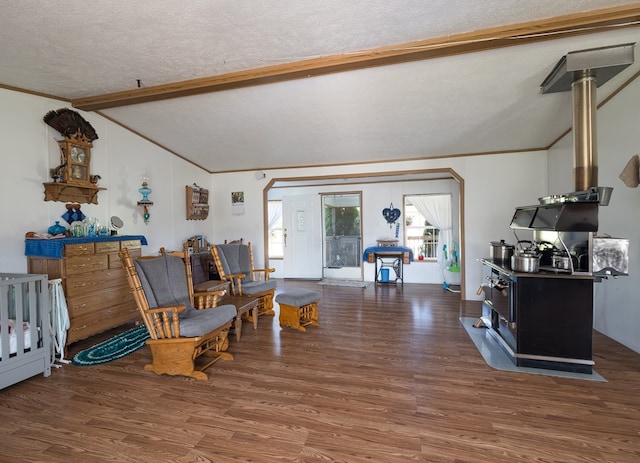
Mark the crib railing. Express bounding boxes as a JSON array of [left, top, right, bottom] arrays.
[[0, 273, 51, 389]]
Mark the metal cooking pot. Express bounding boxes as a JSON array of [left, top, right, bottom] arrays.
[[551, 253, 571, 270], [490, 240, 514, 266], [537, 241, 558, 266], [511, 252, 540, 273]]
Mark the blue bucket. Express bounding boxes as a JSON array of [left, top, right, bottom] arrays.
[[380, 268, 390, 282]]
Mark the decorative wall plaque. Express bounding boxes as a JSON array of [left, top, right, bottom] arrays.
[[186, 184, 209, 220]]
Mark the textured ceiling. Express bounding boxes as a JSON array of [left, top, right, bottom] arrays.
[[1, 1, 640, 173]]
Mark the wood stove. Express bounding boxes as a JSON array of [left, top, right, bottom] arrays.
[[480, 259, 594, 373]]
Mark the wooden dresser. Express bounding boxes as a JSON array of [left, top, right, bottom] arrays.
[[26, 235, 147, 345]]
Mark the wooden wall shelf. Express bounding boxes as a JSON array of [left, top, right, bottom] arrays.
[[43, 182, 106, 205], [186, 184, 209, 220]]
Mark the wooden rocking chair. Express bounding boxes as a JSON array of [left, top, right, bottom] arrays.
[[211, 242, 277, 316], [119, 247, 237, 380]]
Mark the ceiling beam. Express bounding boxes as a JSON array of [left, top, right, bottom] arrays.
[[72, 4, 640, 111]]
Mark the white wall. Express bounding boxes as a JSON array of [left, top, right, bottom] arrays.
[[0, 87, 214, 272], [548, 80, 640, 354], [212, 150, 549, 300], [265, 179, 459, 284], [206, 171, 268, 258], [1, 86, 549, 304], [6, 79, 636, 354]]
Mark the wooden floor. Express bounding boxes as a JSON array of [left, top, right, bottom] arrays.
[[2, 280, 640, 462]]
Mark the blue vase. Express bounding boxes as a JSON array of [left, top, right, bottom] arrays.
[[48, 221, 66, 236]]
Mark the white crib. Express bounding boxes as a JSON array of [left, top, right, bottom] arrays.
[[0, 273, 51, 389]]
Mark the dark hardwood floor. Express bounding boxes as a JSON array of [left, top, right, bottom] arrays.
[[1, 280, 639, 462]]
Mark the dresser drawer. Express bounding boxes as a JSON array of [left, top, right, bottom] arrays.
[[109, 248, 141, 268], [66, 287, 134, 317], [28, 257, 63, 279], [95, 241, 120, 254], [67, 303, 139, 344], [65, 254, 108, 275], [65, 243, 95, 257], [99, 302, 140, 330], [28, 236, 147, 346], [120, 239, 142, 250], [65, 268, 128, 297]]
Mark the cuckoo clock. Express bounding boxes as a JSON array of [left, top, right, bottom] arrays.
[[43, 108, 105, 204], [58, 137, 93, 185]]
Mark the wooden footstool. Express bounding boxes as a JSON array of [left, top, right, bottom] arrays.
[[276, 289, 320, 332]]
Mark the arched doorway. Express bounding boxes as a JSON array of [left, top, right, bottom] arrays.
[[263, 168, 465, 294]]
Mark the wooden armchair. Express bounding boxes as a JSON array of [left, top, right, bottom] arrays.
[[211, 242, 277, 316], [119, 247, 237, 380]]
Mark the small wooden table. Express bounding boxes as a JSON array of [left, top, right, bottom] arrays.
[[193, 280, 229, 293], [373, 250, 407, 285], [363, 246, 412, 286], [217, 295, 258, 341]]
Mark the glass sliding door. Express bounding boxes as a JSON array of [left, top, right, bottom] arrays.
[[321, 193, 362, 280]]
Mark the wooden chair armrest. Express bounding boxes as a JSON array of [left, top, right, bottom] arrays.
[[147, 305, 186, 315], [193, 289, 227, 309], [193, 289, 226, 298], [145, 305, 185, 339], [252, 267, 275, 280], [222, 274, 246, 296], [226, 273, 246, 279]]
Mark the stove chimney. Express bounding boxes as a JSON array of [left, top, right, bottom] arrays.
[[540, 43, 635, 199], [572, 70, 598, 191]]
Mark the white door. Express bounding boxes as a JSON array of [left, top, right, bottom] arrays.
[[282, 194, 323, 279]]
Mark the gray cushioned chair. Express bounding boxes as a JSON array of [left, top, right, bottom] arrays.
[[120, 248, 236, 380], [211, 242, 277, 316]]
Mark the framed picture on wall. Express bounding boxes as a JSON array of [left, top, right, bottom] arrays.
[[232, 191, 244, 215]]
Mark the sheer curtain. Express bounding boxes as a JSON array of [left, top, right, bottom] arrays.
[[268, 200, 282, 230], [409, 194, 452, 264]]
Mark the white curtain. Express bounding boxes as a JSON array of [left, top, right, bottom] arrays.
[[409, 194, 452, 264], [268, 200, 282, 230]]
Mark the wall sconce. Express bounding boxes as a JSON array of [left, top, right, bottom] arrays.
[[137, 181, 153, 224]]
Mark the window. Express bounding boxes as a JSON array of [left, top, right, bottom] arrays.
[[404, 196, 442, 260], [268, 200, 283, 258]]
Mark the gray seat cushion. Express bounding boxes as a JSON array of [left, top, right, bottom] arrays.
[[134, 255, 235, 337], [275, 289, 321, 307], [241, 279, 277, 296], [178, 303, 236, 337]]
